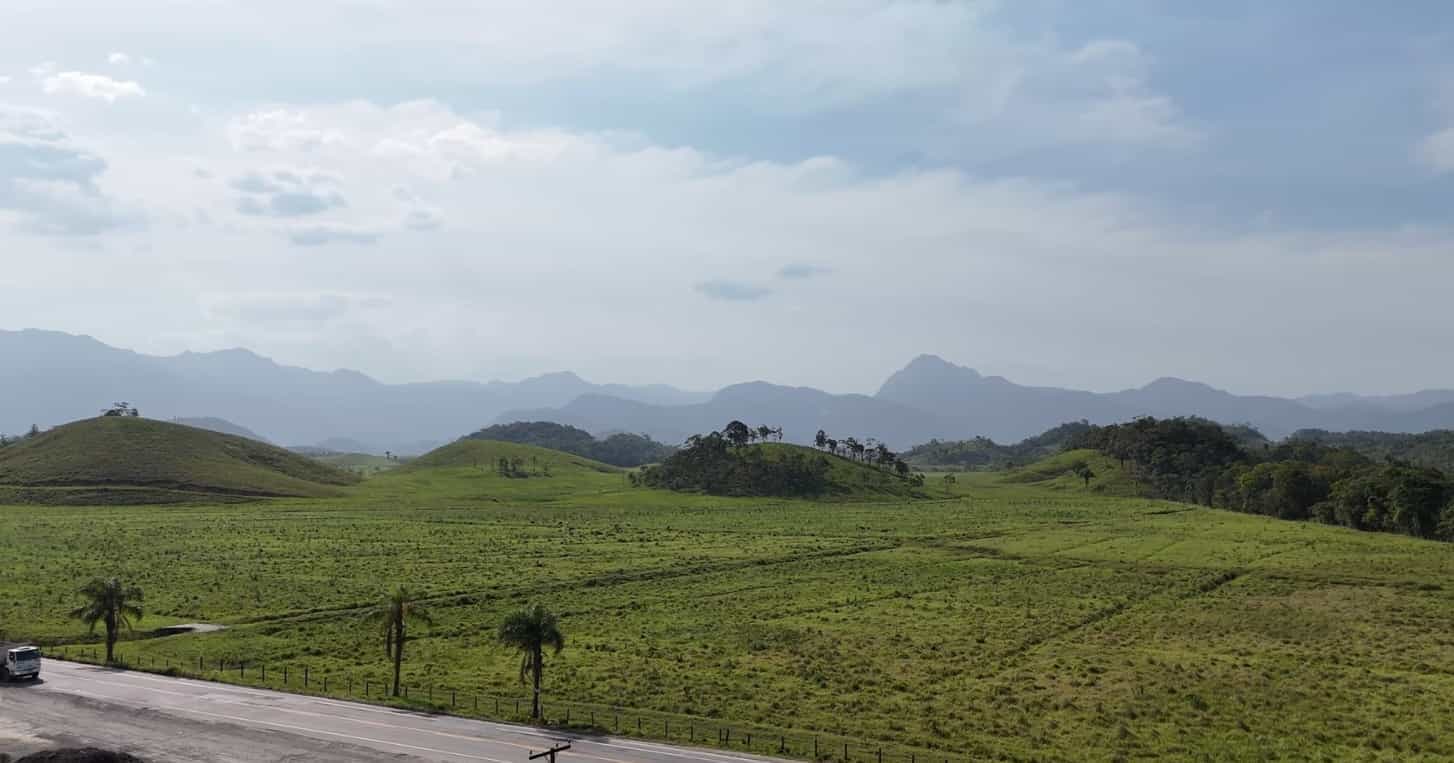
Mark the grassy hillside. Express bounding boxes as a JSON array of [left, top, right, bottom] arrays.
[[760, 442, 925, 498], [405, 438, 619, 474], [1000, 448, 1138, 495], [0, 417, 358, 501]]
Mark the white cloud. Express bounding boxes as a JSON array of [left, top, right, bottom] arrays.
[[287, 223, 380, 247], [0, 95, 1425, 393], [0, 105, 137, 235], [230, 168, 347, 218], [42, 71, 145, 102], [107, 52, 131, 66], [1418, 127, 1454, 173]]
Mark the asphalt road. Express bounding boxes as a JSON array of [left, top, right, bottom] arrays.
[[0, 660, 786, 763]]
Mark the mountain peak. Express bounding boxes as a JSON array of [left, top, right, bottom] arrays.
[[901, 354, 981, 378], [1141, 377, 1219, 394]]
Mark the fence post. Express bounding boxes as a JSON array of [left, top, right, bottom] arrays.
[[565, 709, 570, 724], [348, 675, 353, 695], [323, 676, 329, 693], [665, 719, 669, 737], [878, 748, 882, 763], [814, 737, 819, 758], [240, 661, 245, 678], [638, 718, 642, 734], [198, 655, 203, 672], [404, 685, 409, 699], [452, 689, 456, 707], [474, 695, 478, 712], [844, 743, 849, 761], [365, 679, 370, 696], [261, 663, 266, 681], [284, 665, 288, 684], [304, 666, 309, 687]]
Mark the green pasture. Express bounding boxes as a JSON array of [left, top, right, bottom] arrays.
[[4, 458, 1453, 761]]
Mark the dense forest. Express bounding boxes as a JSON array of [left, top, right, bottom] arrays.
[[465, 421, 673, 467], [1070, 417, 1454, 541], [1288, 429, 1454, 473]]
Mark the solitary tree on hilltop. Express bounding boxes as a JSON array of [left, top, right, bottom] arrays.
[[1072, 460, 1096, 487], [70, 577, 144, 664], [497, 603, 565, 721], [364, 585, 433, 697]]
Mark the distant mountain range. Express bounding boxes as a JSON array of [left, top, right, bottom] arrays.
[[506, 354, 1454, 448], [4, 330, 1453, 452], [0, 329, 708, 454]]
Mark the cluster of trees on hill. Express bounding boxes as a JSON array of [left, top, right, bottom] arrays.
[[636, 422, 832, 496], [465, 421, 674, 467], [1070, 417, 1454, 541], [903, 421, 1093, 470], [811, 429, 911, 477]]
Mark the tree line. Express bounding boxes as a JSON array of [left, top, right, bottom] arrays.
[[812, 429, 911, 477], [66, 577, 566, 722], [1069, 417, 1454, 541]]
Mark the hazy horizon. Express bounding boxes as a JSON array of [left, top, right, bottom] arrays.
[[6, 325, 1453, 401], [4, 2, 1453, 396]]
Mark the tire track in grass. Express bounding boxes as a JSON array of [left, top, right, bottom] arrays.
[[228, 540, 898, 628]]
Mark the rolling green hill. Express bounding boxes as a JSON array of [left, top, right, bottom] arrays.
[[405, 438, 620, 474], [0, 417, 358, 502], [1000, 448, 1138, 495]]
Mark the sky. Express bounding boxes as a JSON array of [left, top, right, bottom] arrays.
[[2, 0, 1453, 396]]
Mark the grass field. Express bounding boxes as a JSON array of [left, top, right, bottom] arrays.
[[5, 455, 1454, 761]]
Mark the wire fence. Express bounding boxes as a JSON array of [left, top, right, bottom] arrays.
[[50, 645, 970, 763]]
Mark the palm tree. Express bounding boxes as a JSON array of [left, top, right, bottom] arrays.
[[363, 586, 433, 697], [497, 603, 565, 721], [69, 577, 144, 663]]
